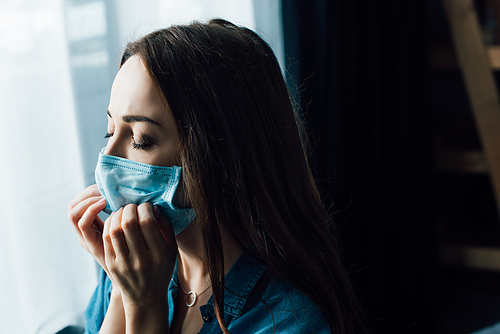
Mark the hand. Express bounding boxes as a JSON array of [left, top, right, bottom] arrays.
[[68, 184, 109, 274], [103, 203, 177, 309]]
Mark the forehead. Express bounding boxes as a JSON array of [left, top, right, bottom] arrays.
[[108, 56, 168, 122]]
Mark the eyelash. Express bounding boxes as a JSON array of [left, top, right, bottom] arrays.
[[104, 132, 155, 150]]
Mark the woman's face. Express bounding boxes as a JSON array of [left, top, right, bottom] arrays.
[[104, 56, 182, 167]]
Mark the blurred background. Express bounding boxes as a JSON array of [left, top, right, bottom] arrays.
[[0, 0, 280, 333], [3, 0, 500, 333]]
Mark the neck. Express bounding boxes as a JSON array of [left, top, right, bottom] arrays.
[[175, 221, 209, 293], [174, 220, 244, 292]]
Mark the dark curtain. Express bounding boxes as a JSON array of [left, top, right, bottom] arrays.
[[282, 1, 435, 333]]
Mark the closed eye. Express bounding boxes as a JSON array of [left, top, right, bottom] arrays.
[[104, 131, 156, 150], [132, 134, 157, 150]]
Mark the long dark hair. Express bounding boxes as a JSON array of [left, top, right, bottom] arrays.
[[121, 19, 369, 334]]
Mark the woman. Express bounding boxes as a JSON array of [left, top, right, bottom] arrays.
[[68, 19, 369, 334]]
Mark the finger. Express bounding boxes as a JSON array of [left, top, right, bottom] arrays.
[[85, 197, 107, 234], [102, 212, 116, 278], [92, 211, 106, 234], [103, 211, 113, 239], [68, 195, 104, 226], [121, 204, 147, 255], [79, 199, 106, 254], [137, 203, 169, 253], [109, 208, 129, 258], [103, 212, 116, 263], [68, 195, 104, 222], [70, 196, 106, 240], [153, 205, 176, 250], [68, 184, 101, 210]]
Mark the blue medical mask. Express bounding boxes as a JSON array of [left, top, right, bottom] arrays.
[[95, 148, 195, 236]]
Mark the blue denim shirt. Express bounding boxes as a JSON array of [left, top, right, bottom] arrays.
[[84, 252, 330, 333]]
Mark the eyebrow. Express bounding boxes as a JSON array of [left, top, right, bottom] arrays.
[[107, 110, 162, 127]]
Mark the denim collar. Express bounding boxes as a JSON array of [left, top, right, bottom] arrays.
[[169, 251, 267, 320], [206, 252, 267, 317]]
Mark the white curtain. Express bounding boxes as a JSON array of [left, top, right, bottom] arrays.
[[0, 0, 283, 333]]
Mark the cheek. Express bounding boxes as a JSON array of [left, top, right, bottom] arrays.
[[125, 144, 179, 167], [155, 140, 183, 167], [155, 150, 180, 167]]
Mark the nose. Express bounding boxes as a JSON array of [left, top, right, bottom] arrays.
[[103, 132, 126, 159]]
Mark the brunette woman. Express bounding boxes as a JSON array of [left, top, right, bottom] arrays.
[[68, 19, 370, 334]]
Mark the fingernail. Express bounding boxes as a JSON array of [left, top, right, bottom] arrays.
[[97, 196, 106, 204]]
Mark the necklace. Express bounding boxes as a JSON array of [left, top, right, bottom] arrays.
[[179, 281, 212, 307]]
